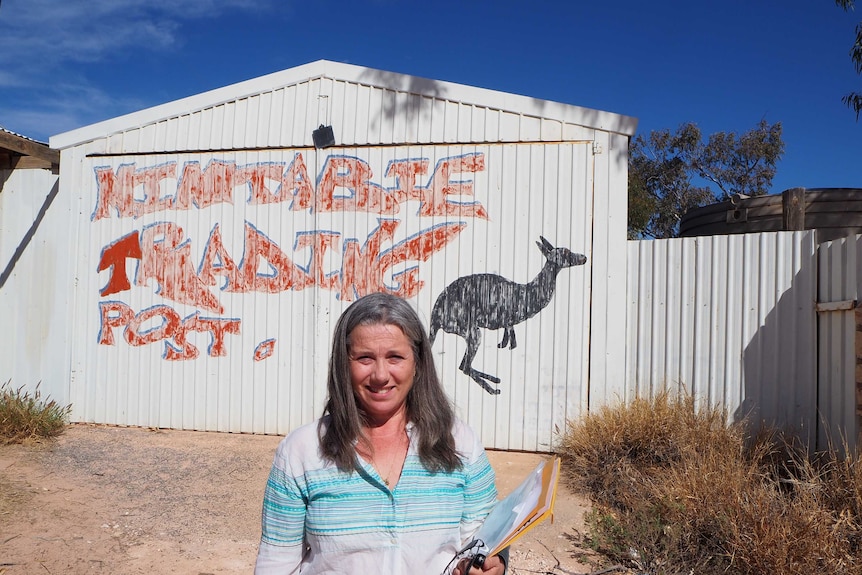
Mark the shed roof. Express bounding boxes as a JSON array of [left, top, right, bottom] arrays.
[[50, 60, 637, 151]]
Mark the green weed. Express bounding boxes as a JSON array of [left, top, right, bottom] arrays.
[[0, 381, 71, 444]]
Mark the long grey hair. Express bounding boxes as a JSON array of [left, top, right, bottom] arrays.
[[319, 292, 461, 473]]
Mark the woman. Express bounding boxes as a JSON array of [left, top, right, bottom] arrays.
[[255, 292, 507, 574]]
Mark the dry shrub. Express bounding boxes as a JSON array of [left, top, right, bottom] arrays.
[[559, 391, 740, 507], [558, 391, 862, 575], [0, 381, 71, 444]]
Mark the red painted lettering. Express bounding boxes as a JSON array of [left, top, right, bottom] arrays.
[[339, 219, 400, 301], [98, 303, 242, 360], [248, 153, 314, 208], [98, 301, 135, 345], [164, 313, 200, 361], [339, 220, 467, 301], [283, 153, 315, 210], [97, 231, 143, 296], [254, 339, 276, 361], [386, 158, 430, 204], [198, 224, 244, 291], [165, 313, 241, 360], [383, 221, 468, 294], [236, 163, 285, 205], [240, 223, 311, 292], [92, 153, 489, 218], [136, 164, 176, 216], [186, 315, 241, 357], [316, 156, 398, 214], [175, 160, 236, 210], [295, 231, 340, 291], [421, 153, 488, 218], [125, 305, 181, 346], [92, 164, 177, 220], [93, 165, 135, 220], [137, 222, 224, 313]]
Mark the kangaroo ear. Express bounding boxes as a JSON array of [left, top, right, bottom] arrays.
[[536, 239, 551, 255], [539, 236, 554, 250]]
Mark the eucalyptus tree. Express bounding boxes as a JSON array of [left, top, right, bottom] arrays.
[[628, 120, 784, 239], [836, 0, 862, 118]]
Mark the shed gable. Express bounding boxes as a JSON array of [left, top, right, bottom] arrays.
[[51, 60, 636, 154]]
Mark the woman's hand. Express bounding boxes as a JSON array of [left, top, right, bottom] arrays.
[[453, 554, 505, 575]]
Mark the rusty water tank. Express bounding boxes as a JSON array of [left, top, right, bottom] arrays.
[[679, 188, 862, 243]]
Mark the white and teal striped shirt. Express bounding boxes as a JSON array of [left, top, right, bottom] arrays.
[[255, 417, 498, 574]]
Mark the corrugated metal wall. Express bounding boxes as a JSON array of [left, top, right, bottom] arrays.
[[54, 65, 630, 452], [92, 76, 604, 155], [13, 58, 862, 453], [625, 231, 819, 443], [816, 236, 862, 453], [0, 166, 71, 403], [15, 57, 860, 453]]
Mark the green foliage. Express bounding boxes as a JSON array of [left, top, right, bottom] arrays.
[[0, 381, 71, 444], [628, 120, 784, 238], [626, 167, 657, 240], [837, 0, 862, 119], [559, 391, 862, 575]]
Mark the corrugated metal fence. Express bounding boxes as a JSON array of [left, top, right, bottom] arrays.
[[816, 235, 862, 453], [626, 230, 861, 452]]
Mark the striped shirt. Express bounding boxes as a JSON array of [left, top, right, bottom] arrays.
[[254, 417, 498, 575]]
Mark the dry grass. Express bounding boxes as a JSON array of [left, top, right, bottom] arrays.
[[0, 381, 71, 444], [558, 391, 862, 575]]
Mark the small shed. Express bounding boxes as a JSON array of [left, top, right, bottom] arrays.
[[35, 60, 636, 451]]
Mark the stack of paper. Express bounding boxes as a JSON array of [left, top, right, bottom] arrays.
[[441, 457, 561, 574]]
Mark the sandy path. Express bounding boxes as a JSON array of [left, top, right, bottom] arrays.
[[0, 424, 603, 574]]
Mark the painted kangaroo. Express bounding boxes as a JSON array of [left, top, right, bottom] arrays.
[[429, 236, 587, 394]]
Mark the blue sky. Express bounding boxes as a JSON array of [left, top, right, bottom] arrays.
[[0, 0, 859, 194]]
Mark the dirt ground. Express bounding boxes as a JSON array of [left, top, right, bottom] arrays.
[[0, 424, 616, 575]]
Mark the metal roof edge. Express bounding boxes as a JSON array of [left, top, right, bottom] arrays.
[[49, 59, 637, 149], [49, 60, 332, 150]]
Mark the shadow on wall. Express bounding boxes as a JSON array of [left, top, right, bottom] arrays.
[[736, 233, 818, 451], [0, 179, 60, 290], [355, 67, 632, 158]]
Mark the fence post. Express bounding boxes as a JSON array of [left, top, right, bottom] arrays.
[[782, 187, 806, 231]]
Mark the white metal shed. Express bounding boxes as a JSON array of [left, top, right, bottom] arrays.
[[39, 60, 636, 451]]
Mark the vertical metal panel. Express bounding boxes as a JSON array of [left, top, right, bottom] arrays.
[[625, 232, 818, 439], [588, 132, 630, 408], [424, 141, 594, 452], [0, 167, 68, 403], [816, 237, 860, 452]]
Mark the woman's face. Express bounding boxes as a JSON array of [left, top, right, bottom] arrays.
[[347, 323, 416, 425]]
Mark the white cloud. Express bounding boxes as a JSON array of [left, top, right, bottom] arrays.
[[0, 0, 276, 139], [0, 69, 26, 88], [1, 73, 150, 141], [0, 0, 269, 67]]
